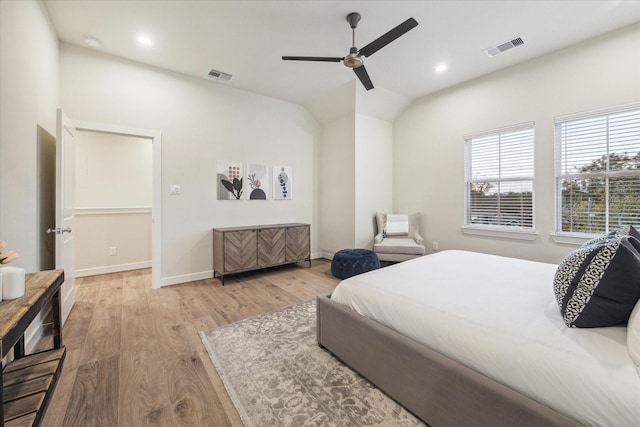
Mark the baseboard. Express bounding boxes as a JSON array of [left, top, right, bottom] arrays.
[[160, 270, 214, 287], [76, 261, 152, 277], [24, 306, 52, 354], [320, 250, 336, 259], [160, 255, 327, 288]]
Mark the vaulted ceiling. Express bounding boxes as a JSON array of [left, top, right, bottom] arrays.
[[44, 0, 640, 111]]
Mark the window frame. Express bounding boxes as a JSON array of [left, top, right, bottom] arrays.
[[463, 122, 536, 239], [554, 103, 640, 237]]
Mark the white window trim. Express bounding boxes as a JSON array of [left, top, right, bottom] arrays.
[[461, 226, 538, 241], [463, 121, 537, 235], [553, 102, 640, 236], [550, 232, 598, 246]]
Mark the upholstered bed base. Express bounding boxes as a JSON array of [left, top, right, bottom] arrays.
[[316, 293, 584, 427]]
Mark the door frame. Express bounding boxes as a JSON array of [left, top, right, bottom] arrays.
[[74, 120, 162, 289]]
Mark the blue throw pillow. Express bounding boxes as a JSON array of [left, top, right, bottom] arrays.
[[581, 224, 640, 247], [554, 236, 640, 328]]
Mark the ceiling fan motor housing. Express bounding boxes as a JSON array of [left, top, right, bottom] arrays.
[[343, 48, 364, 68]]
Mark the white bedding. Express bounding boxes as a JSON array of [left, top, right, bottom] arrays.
[[330, 250, 640, 427]]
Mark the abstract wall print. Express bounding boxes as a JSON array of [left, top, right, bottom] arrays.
[[273, 166, 292, 200], [247, 163, 269, 200], [217, 161, 243, 200]]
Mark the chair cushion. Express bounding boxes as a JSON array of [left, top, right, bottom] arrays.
[[374, 237, 426, 255], [331, 249, 380, 280]]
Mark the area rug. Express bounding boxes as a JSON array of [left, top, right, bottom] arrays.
[[199, 300, 424, 427]]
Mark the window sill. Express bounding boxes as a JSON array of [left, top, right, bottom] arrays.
[[461, 226, 538, 241], [549, 233, 596, 246]]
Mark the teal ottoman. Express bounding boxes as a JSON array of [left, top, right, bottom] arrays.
[[331, 249, 380, 280]]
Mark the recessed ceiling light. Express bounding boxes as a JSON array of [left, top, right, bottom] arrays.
[[84, 36, 102, 48], [435, 64, 448, 73], [137, 35, 153, 46]]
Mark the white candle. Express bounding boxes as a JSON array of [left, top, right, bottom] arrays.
[[1, 266, 25, 300]]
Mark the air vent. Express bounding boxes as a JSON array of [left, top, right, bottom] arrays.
[[207, 68, 233, 82], [484, 36, 525, 57]]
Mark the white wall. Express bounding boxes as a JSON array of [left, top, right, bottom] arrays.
[[0, 0, 60, 352], [319, 115, 356, 256], [60, 43, 321, 285], [74, 131, 152, 276], [0, 0, 59, 272], [355, 114, 393, 248], [75, 131, 152, 208], [394, 23, 640, 264]]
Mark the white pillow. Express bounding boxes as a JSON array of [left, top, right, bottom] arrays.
[[385, 214, 409, 236], [628, 299, 640, 375]]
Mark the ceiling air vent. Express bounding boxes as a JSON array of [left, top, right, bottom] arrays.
[[207, 68, 233, 83], [484, 36, 525, 57]]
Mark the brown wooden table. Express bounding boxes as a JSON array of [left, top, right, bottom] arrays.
[[0, 269, 66, 427]]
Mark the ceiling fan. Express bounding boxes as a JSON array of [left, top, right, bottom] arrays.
[[282, 12, 418, 91]]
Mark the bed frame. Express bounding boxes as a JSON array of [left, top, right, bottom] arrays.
[[316, 293, 584, 427]]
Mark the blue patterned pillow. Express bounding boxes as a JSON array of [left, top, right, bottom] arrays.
[[554, 236, 640, 328], [581, 225, 640, 247]]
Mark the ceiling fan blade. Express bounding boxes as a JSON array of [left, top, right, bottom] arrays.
[[282, 56, 343, 62], [358, 17, 418, 58], [353, 66, 374, 90]]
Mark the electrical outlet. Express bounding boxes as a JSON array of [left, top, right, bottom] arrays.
[[109, 246, 117, 256], [170, 184, 181, 195], [432, 242, 439, 251]]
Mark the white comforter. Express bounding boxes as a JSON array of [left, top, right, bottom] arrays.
[[330, 250, 640, 427]]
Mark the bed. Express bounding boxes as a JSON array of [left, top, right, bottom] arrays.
[[316, 250, 640, 427]]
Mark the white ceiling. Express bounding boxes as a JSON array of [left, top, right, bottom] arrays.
[[43, 0, 640, 111]]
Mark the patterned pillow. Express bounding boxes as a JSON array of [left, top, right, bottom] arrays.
[[628, 300, 640, 375], [554, 236, 640, 328], [581, 225, 640, 247]]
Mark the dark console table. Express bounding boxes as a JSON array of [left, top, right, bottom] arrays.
[[0, 269, 66, 427]]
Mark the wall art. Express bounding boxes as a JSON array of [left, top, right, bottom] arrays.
[[273, 166, 292, 200], [217, 161, 243, 200], [247, 163, 269, 200]]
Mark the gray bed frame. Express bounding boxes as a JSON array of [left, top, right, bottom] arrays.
[[316, 293, 584, 427]]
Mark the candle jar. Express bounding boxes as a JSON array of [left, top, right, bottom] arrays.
[[1, 266, 25, 300]]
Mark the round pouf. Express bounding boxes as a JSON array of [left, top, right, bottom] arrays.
[[331, 249, 380, 280]]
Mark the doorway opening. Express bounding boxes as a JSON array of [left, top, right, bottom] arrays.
[[74, 121, 161, 289]]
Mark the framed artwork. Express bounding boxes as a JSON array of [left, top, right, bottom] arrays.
[[217, 161, 243, 200], [247, 163, 269, 200], [273, 166, 292, 200]]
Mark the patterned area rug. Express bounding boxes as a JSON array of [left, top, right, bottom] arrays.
[[199, 300, 424, 427]]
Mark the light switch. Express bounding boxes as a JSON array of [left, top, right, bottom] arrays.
[[170, 184, 181, 195]]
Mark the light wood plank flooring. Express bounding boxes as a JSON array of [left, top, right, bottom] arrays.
[[35, 259, 339, 426]]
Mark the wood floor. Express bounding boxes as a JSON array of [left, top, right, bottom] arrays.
[[35, 259, 339, 426]]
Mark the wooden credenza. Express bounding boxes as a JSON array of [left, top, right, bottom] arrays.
[[213, 223, 310, 284], [0, 269, 66, 427]]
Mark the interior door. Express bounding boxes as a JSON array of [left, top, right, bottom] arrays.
[[55, 109, 76, 325]]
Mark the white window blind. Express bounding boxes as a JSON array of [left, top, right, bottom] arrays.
[[555, 106, 640, 234], [464, 124, 535, 230]]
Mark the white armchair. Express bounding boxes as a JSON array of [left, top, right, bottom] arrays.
[[373, 212, 426, 262]]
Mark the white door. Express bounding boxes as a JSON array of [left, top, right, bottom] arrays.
[[54, 109, 76, 325]]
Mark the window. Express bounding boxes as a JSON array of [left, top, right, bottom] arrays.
[[555, 106, 640, 235], [464, 123, 535, 230]]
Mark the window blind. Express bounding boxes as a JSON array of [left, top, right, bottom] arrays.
[[464, 124, 535, 229], [555, 107, 640, 234]]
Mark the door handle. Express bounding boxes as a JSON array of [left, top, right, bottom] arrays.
[[46, 227, 72, 234]]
